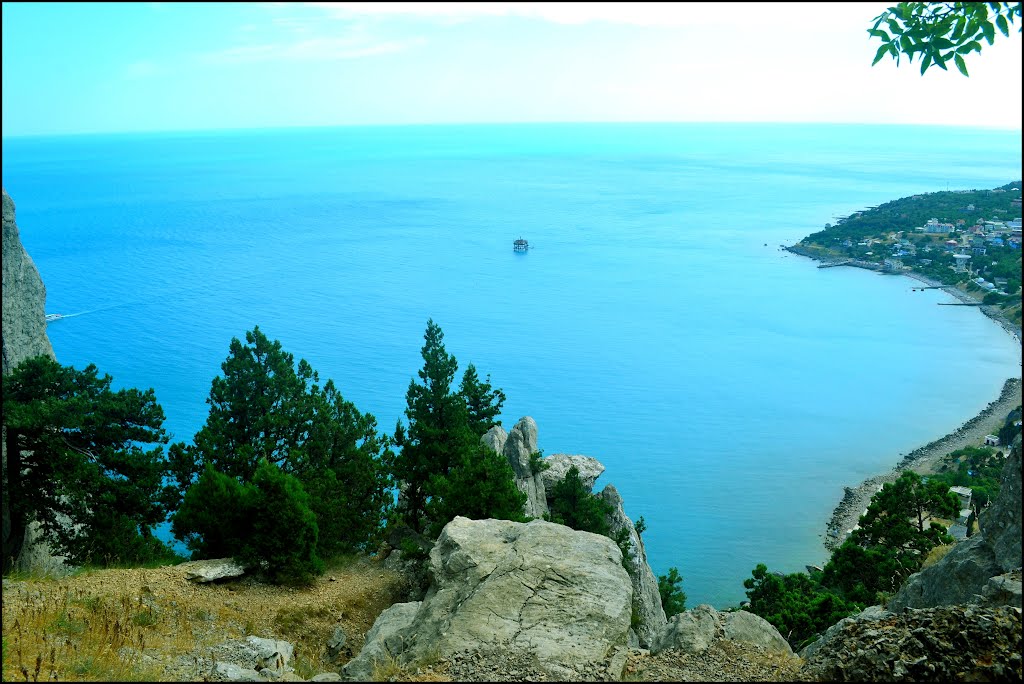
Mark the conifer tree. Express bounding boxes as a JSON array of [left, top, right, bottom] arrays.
[[426, 442, 528, 537], [460, 363, 507, 438], [2, 355, 174, 569], [392, 319, 477, 533]]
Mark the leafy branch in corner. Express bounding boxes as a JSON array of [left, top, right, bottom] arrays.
[[868, 2, 1022, 76]]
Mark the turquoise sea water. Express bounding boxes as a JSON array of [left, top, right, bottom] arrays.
[[2, 123, 1021, 608]]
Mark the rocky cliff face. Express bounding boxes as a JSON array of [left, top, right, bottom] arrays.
[[2, 188, 63, 575], [600, 483, 667, 647], [2, 188, 54, 374], [483, 418, 549, 519]]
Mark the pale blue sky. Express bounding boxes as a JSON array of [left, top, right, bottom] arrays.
[[2, 2, 1022, 137]]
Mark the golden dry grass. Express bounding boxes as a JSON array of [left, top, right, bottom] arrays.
[[921, 543, 956, 570], [2, 556, 411, 682]]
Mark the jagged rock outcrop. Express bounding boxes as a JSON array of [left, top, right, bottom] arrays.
[[485, 418, 548, 518], [1, 188, 54, 375], [650, 604, 793, 657], [541, 453, 605, 496], [888, 446, 1022, 611], [600, 483, 666, 647], [344, 516, 632, 681], [2, 187, 64, 576], [342, 601, 421, 681], [801, 604, 1022, 681]]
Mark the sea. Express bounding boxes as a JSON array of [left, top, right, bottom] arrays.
[[2, 122, 1021, 608]]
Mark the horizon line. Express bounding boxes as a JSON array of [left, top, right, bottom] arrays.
[[4, 119, 1023, 141]]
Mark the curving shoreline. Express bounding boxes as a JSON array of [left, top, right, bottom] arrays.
[[783, 244, 1023, 553], [822, 377, 1022, 552]]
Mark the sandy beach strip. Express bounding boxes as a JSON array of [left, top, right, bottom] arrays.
[[823, 376, 1022, 552]]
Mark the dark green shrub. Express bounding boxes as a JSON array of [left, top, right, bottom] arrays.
[[240, 460, 324, 586], [171, 464, 252, 559]]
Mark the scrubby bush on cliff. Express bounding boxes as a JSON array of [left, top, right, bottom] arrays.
[[658, 567, 687, 617], [167, 326, 392, 559], [546, 465, 612, 536], [2, 355, 177, 571]]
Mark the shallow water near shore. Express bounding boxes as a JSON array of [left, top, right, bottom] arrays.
[[3, 123, 1021, 607]]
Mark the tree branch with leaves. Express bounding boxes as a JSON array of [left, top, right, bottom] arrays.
[[868, 2, 1022, 76]]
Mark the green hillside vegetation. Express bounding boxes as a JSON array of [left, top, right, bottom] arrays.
[[744, 469, 960, 648], [796, 181, 1022, 324]]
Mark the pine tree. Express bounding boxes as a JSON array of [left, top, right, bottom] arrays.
[[459, 363, 506, 438], [391, 319, 477, 533], [547, 465, 612, 536], [3, 355, 174, 569]]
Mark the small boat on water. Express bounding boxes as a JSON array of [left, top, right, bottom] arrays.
[[45, 313, 64, 322], [513, 237, 529, 252]]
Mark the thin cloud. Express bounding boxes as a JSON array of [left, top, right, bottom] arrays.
[[303, 2, 888, 28], [199, 35, 423, 65]]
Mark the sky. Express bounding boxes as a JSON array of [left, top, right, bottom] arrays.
[[2, 1, 1022, 137]]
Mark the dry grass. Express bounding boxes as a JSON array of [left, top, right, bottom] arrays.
[[2, 555, 411, 681], [921, 543, 956, 570]]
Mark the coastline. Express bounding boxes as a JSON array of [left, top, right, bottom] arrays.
[[822, 377, 1022, 552], [783, 244, 1023, 552]]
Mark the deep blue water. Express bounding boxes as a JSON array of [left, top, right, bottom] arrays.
[[2, 123, 1021, 608]]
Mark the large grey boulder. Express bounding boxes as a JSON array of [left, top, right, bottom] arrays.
[[887, 535, 1001, 611], [2, 188, 64, 577], [888, 446, 1022, 611], [346, 517, 633, 680], [183, 558, 247, 583], [599, 483, 666, 648], [541, 453, 606, 496], [651, 604, 793, 657], [342, 601, 421, 681], [494, 418, 548, 519]]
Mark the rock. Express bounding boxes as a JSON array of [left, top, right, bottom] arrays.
[[2, 188, 66, 577], [599, 483, 666, 647], [1, 188, 54, 376], [981, 447, 1021, 573], [310, 674, 342, 682], [347, 517, 632, 680], [982, 572, 1023, 608], [650, 604, 793, 657], [721, 609, 793, 655], [342, 601, 421, 681], [326, 626, 347, 658], [799, 605, 891, 662], [802, 604, 1023, 681], [212, 661, 262, 681], [888, 535, 1001, 611], [650, 604, 720, 654], [244, 636, 294, 672], [540, 453, 605, 496], [499, 417, 549, 519], [481, 424, 508, 458], [183, 558, 247, 583]]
